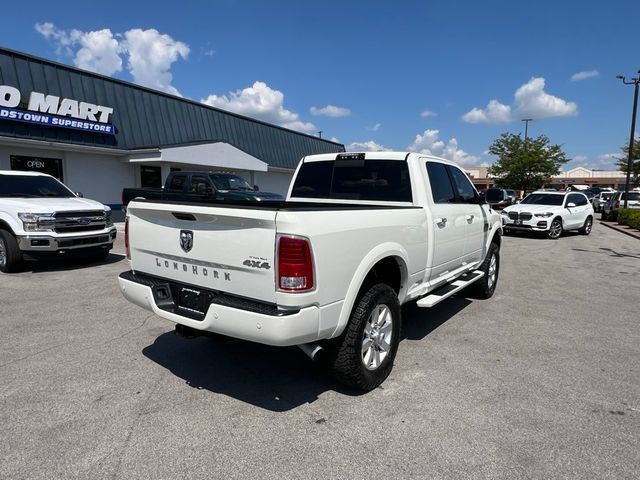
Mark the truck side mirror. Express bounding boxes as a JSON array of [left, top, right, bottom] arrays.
[[75, 191, 84, 197], [253, 185, 259, 191]]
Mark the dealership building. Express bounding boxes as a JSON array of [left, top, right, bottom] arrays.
[[466, 166, 628, 191], [0, 47, 344, 208]]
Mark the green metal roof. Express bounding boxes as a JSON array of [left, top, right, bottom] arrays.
[[0, 47, 344, 169]]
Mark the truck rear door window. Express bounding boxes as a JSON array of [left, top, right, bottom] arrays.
[[167, 174, 187, 192], [291, 160, 412, 202]]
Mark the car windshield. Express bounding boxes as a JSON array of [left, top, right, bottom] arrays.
[[520, 193, 565, 206], [209, 175, 253, 191], [0, 175, 75, 198]]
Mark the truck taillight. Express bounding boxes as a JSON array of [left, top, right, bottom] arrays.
[[615, 200, 620, 209], [124, 217, 130, 259], [277, 236, 314, 291]]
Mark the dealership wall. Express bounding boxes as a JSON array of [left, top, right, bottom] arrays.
[[0, 144, 135, 205]]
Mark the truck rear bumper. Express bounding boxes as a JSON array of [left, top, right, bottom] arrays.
[[118, 271, 321, 347]]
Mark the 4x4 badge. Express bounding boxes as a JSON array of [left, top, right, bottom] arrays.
[[180, 230, 193, 253]]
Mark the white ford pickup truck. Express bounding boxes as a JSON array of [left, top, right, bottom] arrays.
[[0, 171, 117, 273], [119, 152, 503, 390]]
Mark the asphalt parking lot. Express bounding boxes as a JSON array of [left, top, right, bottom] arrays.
[[1, 223, 639, 479]]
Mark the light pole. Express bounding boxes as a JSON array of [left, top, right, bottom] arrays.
[[616, 71, 640, 208], [522, 118, 533, 153]]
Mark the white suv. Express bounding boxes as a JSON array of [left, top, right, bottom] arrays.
[[501, 191, 594, 239]]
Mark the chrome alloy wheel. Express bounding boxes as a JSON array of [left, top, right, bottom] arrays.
[[548, 219, 562, 239], [0, 238, 6, 267], [487, 253, 497, 290], [362, 304, 393, 371]]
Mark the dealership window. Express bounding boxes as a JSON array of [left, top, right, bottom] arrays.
[[140, 166, 162, 188], [10, 155, 63, 181]]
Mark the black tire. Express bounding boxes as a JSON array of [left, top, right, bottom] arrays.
[[0, 229, 24, 273], [547, 217, 563, 239], [467, 242, 500, 299], [579, 216, 593, 235], [324, 284, 401, 391]]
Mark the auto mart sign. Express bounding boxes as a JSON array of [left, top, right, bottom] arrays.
[[0, 85, 115, 134]]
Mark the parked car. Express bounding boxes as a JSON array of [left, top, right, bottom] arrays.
[[601, 190, 640, 220], [122, 171, 283, 211], [501, 190, 594, 239], [0, 171, 117, 273], [592, 191, 615, 213], [485, 188, 517, 209], [119, 152, 503, 391], [587, 186, 615, 196], [566, 184, 590, 192]]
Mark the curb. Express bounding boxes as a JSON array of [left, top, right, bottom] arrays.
[[599, 221, 640, 240]]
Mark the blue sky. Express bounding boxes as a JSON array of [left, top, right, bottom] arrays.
[[3, 0, 639, 170]]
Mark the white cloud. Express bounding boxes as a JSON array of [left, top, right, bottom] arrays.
[[35, 23, 188, 95], [571, 70, 599, 81], [420, 109, 437, 118], [35, 23, 121, 76], [572, 155, 588, 163], [123, 29, 189, 96], [367, 123, 381, 131], [463, 77, 577, 124], [310, 105, 351, 117], [346, 140, 391, 152], [407, 129, 480, 166], [462, 99, 512, 124], [75, 29, 122, 76], [202, 81, 316, 134]]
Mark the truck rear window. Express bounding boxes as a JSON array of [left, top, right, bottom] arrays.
[[291, 160, 412, 202]]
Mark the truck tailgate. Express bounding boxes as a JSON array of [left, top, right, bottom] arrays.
[[127, 201, 278, 304]]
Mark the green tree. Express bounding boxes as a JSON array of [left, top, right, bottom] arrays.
[[616, 137, 640, 186], [487, 133, 569, 191]]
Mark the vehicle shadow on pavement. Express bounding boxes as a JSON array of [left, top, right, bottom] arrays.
[[142, 332, 355, 412], [141, 296, 469, 412], [25, 253, 124, 273], [401, 296, 472, 341]]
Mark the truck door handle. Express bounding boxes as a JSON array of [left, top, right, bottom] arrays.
[[435, 217, 447, 228], [465, 214, 474, 223]]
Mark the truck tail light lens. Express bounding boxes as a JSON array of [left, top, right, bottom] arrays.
[[277, 236, 314, 291], [614, 200, 620, 209], [124, 217, 130, 259]]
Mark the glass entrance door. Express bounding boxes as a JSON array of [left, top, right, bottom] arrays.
[[10, 155, 63, 181]]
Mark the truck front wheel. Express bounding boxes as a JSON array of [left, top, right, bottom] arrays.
[[0, 230, 23, 273], [467, 242, 500, 299], [325, 284, 401, 391]]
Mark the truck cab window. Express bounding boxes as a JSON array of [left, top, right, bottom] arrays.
[[426, 162, 456, 203], [189, 176, 210, 194], [447, 166, 478, 203], [167, 174, 187, 192]]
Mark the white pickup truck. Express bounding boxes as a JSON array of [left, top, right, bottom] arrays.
[[0, 171, 117, 273], [119, 152, 503, 390]]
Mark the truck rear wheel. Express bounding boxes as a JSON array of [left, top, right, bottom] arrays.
[[325, 283, 401, 391], [0, 230, 23, 273]]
